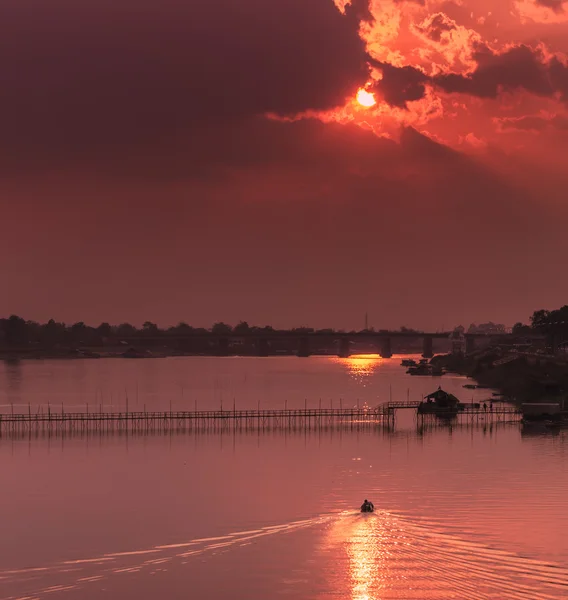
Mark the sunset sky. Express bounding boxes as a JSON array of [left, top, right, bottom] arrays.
[[1, 0, 567, 330]]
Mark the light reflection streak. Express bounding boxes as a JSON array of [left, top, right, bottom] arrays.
[[348, 513, 390, 600], [334, 355, 384, 387], [320, 511, 391, 600]]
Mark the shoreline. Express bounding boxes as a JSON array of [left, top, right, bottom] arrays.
[[432, 351, 568, 406]]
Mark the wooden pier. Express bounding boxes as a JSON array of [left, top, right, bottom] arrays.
[[384, 401, 522, 423], [0, 401, 523, 438], [0, 406, 391, 437]]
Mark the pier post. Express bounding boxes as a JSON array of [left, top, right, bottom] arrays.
[[465, 335, 476, 355], [297, 336, 311, 357], [422, 336, 433, 359], [338, 337, 350, 358], [379, 336, 392, 358]]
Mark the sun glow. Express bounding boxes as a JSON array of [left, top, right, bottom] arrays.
[[356, 88, 376, 108]]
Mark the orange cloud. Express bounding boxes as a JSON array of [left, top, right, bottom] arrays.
[[411, 12, 483, 73]]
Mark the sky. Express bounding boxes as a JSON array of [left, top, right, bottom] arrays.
[[1, 0, 567, 331]]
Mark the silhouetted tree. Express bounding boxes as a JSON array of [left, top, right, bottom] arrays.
[[97, 322, 112, 338], [25, 320, 42, 343], [168, 322, 193, 335], [531, 309, 553, 331], [3, 315, 28, 346], [41, 319, 66, 346], [233, 321, 250, 335], [116, 323, 137, 338], [530, 306, 568, 344], [142, 321, 159, 334], [211, 322, 232, 335], [512, 322, 531, 335], [70, 321, 93, 345]]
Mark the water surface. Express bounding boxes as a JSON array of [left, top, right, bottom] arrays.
[[1, 356, 567, 599]]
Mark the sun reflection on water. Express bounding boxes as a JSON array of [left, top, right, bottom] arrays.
[[335, 354, 384, 386], [321, 512, 390, 600], [348, 515, 389, 600]]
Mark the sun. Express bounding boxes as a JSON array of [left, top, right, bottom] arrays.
[[356, 88, 376, 108]]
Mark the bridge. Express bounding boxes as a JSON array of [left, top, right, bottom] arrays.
[[120, 331, 501, 359]]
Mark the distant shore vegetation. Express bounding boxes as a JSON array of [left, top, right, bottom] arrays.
[[0, 316, 428, 347], [0, 306, 561, 347]]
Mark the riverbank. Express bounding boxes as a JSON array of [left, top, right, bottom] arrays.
[[432, 350, 568, 405]]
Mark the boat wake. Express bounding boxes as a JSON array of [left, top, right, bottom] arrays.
[[2, 509, 567, 599], [0, 513, 338, 600]]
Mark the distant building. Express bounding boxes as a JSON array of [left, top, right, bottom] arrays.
[[450, 327, 465, 353], [468, 322, 509, 335]]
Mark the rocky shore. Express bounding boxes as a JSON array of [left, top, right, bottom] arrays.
[[432, 350, 568, 405]]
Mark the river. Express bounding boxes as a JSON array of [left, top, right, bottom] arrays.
[[1, 355, 567, 599]]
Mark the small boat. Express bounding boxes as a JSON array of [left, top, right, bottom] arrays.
[[463, 384, 477, 389], [407, 364, 444, 376], [360, 500, 374, 513]]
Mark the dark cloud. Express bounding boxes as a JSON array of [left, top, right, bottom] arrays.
[[436, 45, 556, 98], [0, 0, 369, 172], [370, 62, 429, 108], [369, 44, 568, 108], [345, 0, 375, 22], [549, 56, 568, 100]]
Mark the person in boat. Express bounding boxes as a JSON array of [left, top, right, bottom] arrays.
[[361, 499, 374, 513]]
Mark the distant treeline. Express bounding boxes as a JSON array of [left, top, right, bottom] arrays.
[[3, 307, 560, 348], [0, 316, 426, 347]]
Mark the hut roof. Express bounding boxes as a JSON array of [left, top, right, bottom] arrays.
[[425, 387, 460, 403]]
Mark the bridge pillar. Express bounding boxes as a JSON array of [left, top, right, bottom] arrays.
[[465, 336, 476, 355], [256, 338, 269, 357], [379, 337, 392, 358], [297, 337, 311, 357], [338, 337, 350, 358], [217, 337, 230, 356], [422, 336, 433, 359]]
